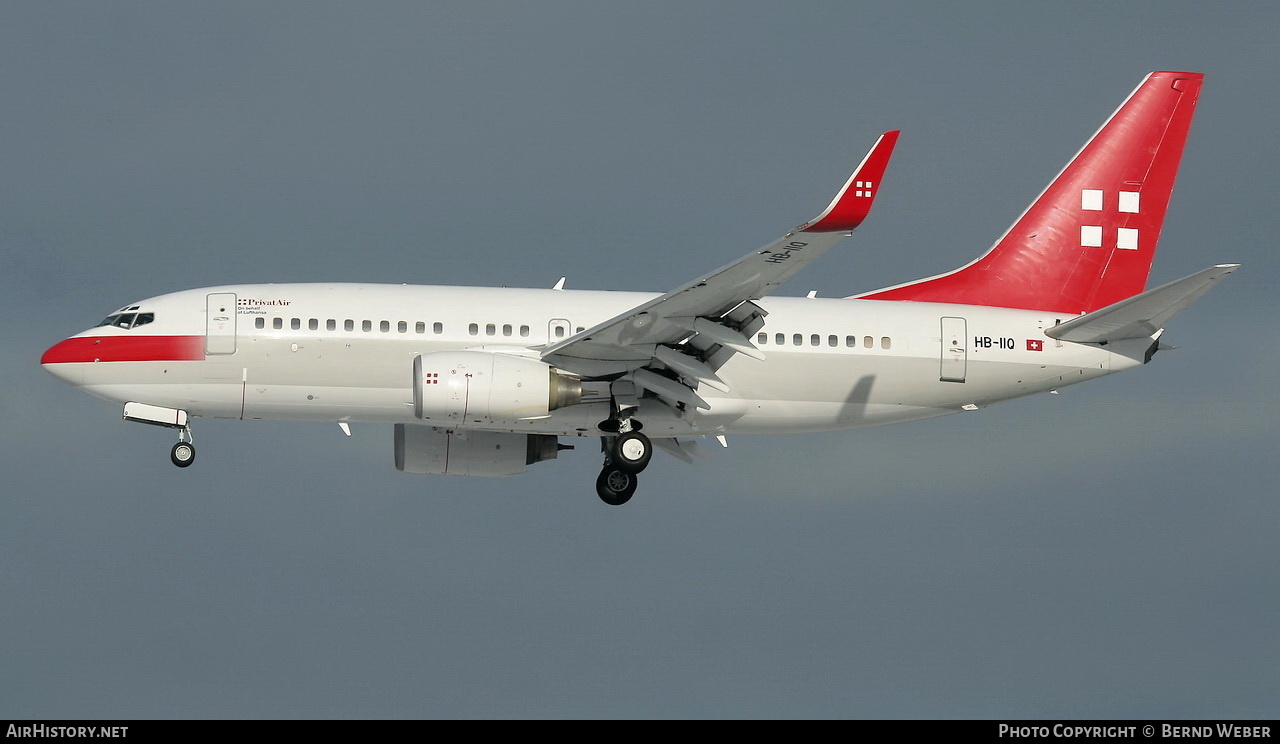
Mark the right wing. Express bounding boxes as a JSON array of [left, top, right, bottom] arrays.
[[542, 131, 900, 407]]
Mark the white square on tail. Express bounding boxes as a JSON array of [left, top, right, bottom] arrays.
[[1081, 189, 1103, 211], [1119, 191, 1140, 213], [1117, 227, 1139, 250], [1081, 225, 1103, 247]]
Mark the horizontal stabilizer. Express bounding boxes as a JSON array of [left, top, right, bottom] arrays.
[[1045, 264, 1238, 343]]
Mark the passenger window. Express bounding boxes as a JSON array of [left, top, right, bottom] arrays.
[[398, 321, 407, 333], [881, 336, 892, 349], [864, 335, 874, 348], [469, 323, 479, 336], [576, 327, 585, 333], [344, 319, 354, 332], [520, 325, 530, 337], [133, 313, 154, 329], [555, 326, 566, 338], [255, 317, 265, 329], [486, 323, 495, 336], [776, 333, 785, 345], [433, 322, 443, 334], [846, 335, 856, 347], [309, 319, 318, 331], [828, 335, 837, 347], [503, 324, 512, 337], [758, 333, 767, 344], [273, 318, 283, 330], [810, 334, 820, 346], [415, 322, 425, 334], [291, 318, 301, 330], [793, 334, 802, 346], [380, 321, 390, 333], [327, 319, 336, 331], [362, 320, 372, 332]]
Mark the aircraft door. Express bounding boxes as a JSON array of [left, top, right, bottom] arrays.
[[940, 316, 967, 383], [549, 318, 572, 343], [206, 292, 237, 355]]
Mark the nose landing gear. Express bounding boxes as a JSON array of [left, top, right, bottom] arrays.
[[122, 402, 196, 469], [169, 427, 195, 468]]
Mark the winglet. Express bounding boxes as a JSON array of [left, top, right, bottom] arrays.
[[800, 130, 899, 233]]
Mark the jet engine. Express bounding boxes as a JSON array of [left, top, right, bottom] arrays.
[[394, 424, 562, 476], [413, 351, 581, 425]]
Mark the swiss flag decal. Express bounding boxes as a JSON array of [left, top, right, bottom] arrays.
[[1027, 339, 1044, 351]]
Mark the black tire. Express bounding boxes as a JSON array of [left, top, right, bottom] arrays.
[[612, 430, 652, 474], [170, 441, 195, 468], [596, 467, 637, 506]]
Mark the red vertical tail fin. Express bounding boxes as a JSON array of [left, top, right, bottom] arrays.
[[857, 71, 1203, 314]]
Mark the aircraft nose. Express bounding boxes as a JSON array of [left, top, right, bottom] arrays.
[[41, 338, 85, 385]]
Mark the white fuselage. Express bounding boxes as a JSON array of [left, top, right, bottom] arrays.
[[44, 283, 1151, 440]]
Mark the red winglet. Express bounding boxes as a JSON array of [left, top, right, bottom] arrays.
[[800, 130, 899, 233]]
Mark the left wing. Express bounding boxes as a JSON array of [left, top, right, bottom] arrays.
[[542, 131, 899, 407]]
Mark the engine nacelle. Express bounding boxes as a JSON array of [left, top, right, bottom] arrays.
[[413, 351, 581, 425], [394, 424, 562, 477]]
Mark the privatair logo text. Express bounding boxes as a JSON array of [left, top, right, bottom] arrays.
[[237, 298, 292, 315]]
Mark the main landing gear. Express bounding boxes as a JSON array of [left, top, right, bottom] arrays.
[[596, 467, 637, 506], [596, 417, 652, 506]]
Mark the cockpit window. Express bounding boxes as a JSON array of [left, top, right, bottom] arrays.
[[95, 312, 153, 330]]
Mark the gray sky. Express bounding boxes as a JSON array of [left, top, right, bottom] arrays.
[[3, 1, 1277, 719]]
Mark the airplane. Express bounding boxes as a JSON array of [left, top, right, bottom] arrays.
[[41, 71, 1236, 506]]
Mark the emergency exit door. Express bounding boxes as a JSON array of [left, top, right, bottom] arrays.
[[206, 293, 237, 355], [940, 316, 967, 383]]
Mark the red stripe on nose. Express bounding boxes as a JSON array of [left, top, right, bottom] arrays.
[[41, 336, 206, 364]]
